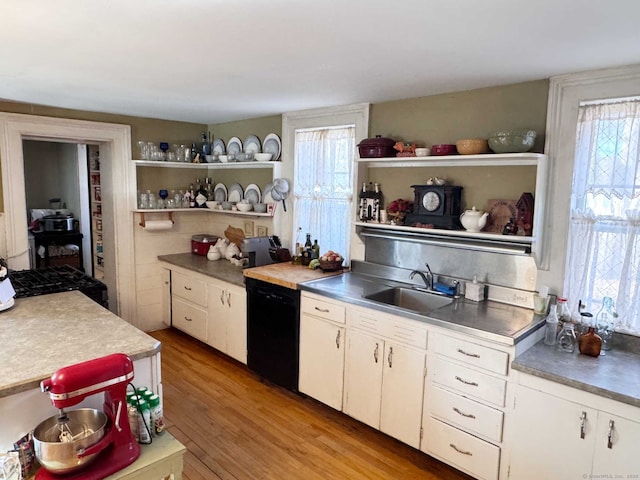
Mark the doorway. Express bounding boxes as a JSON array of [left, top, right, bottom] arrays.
[[0, 113, 135, 320]]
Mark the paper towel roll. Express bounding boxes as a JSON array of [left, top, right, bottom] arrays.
[[143, 220, 174, 231]]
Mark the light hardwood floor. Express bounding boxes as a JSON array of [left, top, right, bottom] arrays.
[[150, 328, 474, 480]]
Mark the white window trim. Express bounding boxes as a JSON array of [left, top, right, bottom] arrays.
[[539, 63, 640, 294], [281, 103, 369, 257]]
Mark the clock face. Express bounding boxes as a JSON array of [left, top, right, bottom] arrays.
[[422, 191, 441, 212]]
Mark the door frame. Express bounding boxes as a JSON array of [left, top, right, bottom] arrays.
[[0, 112, 136, 320]]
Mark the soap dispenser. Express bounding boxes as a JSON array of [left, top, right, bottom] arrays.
[[465, 275, 486, 302]]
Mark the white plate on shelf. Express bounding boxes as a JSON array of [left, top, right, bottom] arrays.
[[212, 138, 226, 155], [213, 183, 227, 202], [228, 183, 244, 203], [227, 137, 243, 155], [263, 133, 281, 160], [244, 135, 261, 154], [244, 184, 261, 204]]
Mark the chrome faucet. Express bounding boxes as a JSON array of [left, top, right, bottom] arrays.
[[409, 263, 434, 290]]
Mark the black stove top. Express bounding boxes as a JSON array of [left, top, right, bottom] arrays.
[[10, 266, 108, 307]]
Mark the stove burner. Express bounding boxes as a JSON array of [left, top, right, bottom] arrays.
[[10, 266, 108, 308]]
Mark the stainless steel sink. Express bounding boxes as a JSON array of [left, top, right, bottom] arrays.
[[364, 287, 453, 314]]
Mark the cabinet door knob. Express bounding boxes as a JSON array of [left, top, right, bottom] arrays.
[[580, 411, 587, 439]]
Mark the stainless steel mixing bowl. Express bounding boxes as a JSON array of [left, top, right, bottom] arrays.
[[33, 408, 108, 474]]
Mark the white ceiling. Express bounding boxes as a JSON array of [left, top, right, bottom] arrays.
[[2, 0, 640, 125]]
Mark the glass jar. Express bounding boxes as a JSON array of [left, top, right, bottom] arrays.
[[543, 304, 559, 346], [595, 296, 616, 351]]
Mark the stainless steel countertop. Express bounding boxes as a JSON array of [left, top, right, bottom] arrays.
[[299, 271, 544, 346]]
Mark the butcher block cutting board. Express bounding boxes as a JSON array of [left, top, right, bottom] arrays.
[[243, 262, 344, 290]]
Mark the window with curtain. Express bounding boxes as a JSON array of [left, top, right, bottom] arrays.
[[564, 98, 640, 334], [293, 125, 355, 262]]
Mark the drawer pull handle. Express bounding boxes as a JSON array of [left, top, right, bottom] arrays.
[[455, 376, 478, 387], [457, 348, 480, 358], [184, 286, 192, 291], [220, 291, 225, 305], [453, 407, 476, 419], [315, 307, 330, 313], [388, 346, 393, 368], [580, 411, 587, 439], [374, 343, 379, 363], [226, 291, 231, 307], [607, 420, 615, 449], [336, 330, 341, 349], [184, 316, 192, 322], [449, 443, 472, 456]]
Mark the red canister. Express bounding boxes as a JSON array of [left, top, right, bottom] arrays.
[[191, 234, 219, 256]]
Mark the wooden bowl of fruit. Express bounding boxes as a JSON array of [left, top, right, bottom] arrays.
[[319, 251, 344, 272]]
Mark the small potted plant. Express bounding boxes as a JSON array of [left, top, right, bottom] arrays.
[[386, 199, 413, 225]]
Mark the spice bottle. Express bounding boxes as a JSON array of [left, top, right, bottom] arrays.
[[148, 394, 165, 437], [543, 303, 559, 346]]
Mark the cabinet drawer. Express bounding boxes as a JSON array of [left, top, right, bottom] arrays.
[[172, 297, 207, 342], [424, 417, 500, 480], [301, 296, 346, 324], [429, 385, 504, 442], [431, 356, 506, 407], [172, 271, 207, 307], [385, 316, 428, 349], [432, 333, 508, 376]]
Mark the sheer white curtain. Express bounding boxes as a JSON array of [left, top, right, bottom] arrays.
[[565, 99, 640, 333], [293, 126, 355, 262]]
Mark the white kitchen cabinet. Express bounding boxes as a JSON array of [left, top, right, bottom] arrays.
[[343, 329, 384, 428], [206, 277, 247, 364], [299, 293, 347, 410], [167, 266, 247, 364], [162, 267, 171, 327], [379, 342, 426, 448], [343, 306, 427, 447], [508, 382, 640, 480], [422, 331, 513, 480]]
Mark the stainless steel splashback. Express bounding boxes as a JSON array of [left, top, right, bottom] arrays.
[[361, 229, 537, 291]]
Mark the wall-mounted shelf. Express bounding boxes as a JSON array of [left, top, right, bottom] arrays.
[[354, 152, 548, 264], [133, 160, 282, 172], [133, 205, 276, 218]]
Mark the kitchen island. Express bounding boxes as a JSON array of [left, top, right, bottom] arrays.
[[0, 291, 184, 479]]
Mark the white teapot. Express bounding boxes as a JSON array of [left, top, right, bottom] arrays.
[[460, 206, 489, 232]]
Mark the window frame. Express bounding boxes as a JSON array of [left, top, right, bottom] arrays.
[[539, 64, 640, 298], [281, 103, 369, 256]]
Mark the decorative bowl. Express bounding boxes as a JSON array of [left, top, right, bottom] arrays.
[[431, 144, 458, 156], [488, 129, 537, 153], [236, 202, 253, 212], [221, 201, 233, 210], [414, 147, 431, 157], [319, 259, 344, 272], [253, 203, 268, 213], [455, 138, 489, 155], [205, 201, 219, 209], [254, 153, 273, 161]]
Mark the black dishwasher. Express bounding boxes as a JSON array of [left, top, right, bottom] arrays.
[[246, 277, 301, 392]]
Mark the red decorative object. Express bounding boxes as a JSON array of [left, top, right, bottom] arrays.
[[516, 192, 534, 236], [386, 198, 414, 225], [394, 142, 417, 156]]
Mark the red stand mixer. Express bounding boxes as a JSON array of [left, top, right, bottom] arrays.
[[34, 353, 141, 479]]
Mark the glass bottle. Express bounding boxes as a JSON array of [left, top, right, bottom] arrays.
[[556, 320, 576, 353], [312, 239, 320, 260], [578, 327, 602, 357], [595, 296, 616, 351], [557, 297, 571, 328], [543, 303, 559, 346]]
